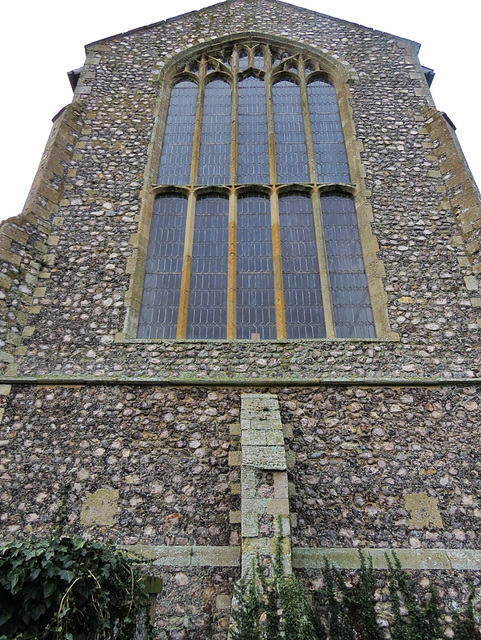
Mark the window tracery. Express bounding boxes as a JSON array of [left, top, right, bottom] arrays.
[[137, 41, 376, 340]]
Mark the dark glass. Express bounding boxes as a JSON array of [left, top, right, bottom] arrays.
[[253, 48, 264, 69], [238, 50, 249, 70], [279, 193, 326, 338], [307, 79, 350, 182], [237, 195, 276, 339], [321, 194, 375, 338], [187, 195, 229, 338], [158, 80, 197, 185], [137, 195, 188, 339], [198, 79, 231, 185], [238, 76, 269, 184], [273, 80, 309, 183]]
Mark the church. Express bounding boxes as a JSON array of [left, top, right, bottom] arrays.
[[1, 0, 481, 637]]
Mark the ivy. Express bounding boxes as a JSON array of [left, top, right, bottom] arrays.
[[230, 548, 481, 640], [0, 536, 146, 640]]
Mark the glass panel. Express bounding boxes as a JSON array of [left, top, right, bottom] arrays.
[[238, 76, 269, 184], [137, 195, 188, 339], [279, 193, 326, 338], [321, 193, 375, 338], [237, 194, 276, 339], [158, 80, 197, 185], [253, 47, 264, 69], [272, 80, 309, 183], [198, 79, 231, 185], [307, 79, 350, 182], [187, 195, 229, 338], [238, 49, 249, 70]]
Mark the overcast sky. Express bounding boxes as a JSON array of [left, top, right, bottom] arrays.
[[1, 0, 479, 222]]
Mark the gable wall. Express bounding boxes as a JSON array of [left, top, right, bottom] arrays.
[[1, 1, 481, 637]]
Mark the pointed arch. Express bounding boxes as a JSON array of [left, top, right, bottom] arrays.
[[124, 33, 393, 341]]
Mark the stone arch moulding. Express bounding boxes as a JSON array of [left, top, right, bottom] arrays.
[[122, 31, 396, 342]]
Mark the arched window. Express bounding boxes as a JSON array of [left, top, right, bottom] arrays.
[[137, 42, 375, 340]]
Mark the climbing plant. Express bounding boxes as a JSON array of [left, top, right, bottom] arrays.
[[0, 535, 146, 640], [229, 547, 481, 640]]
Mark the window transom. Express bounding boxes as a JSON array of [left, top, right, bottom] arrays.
[[137, 41, 376, 341]]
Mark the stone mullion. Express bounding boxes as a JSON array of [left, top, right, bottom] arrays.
[[265, 68, 278, 185], [230, 72, 238, 185], [189, 58, 206, 186], [265, 58, 286, 338], [176, 190, 196, 339], [270, 190, 287, 339], [312, 190, 336, 338], [227, 190, 237, 339], [177, 58, 205, 338], [298, 56, 318, 183]]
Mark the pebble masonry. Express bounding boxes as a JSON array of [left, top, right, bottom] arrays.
[[1, 0, 481, 637]]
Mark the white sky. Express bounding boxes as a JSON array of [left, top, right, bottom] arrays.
[[1, 0, 479, 222]]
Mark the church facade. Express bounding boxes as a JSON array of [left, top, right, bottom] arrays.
[[1, 0, 481, 636]]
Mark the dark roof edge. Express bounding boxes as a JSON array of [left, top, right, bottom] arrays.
[[84, 0, 421, 52]]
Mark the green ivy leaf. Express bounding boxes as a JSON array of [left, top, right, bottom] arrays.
[[0, 609, 13, 625], [30, 604, 46, 621], [43, 581, 57, 599], [59, 569, 76, 583]]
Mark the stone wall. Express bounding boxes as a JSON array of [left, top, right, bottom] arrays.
[[278, 386, 481, 550], [2, 382, 481, 637], [2, 0, 481, 637], [0, 105, 83, 373], [2, 383, 479, 551], [0, 0, 478, 382], [0, 384, 240, 546]]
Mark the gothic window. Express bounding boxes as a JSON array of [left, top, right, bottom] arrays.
[[137, 42, 375, 340]]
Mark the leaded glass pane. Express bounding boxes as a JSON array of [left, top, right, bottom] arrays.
[[239, 50, 249, 70], [237, 195, 276, 339], [273, 80, 309, 183], [137, 195, 188, 339], [307, 79, 350, 182], [321, 193, 375, 338], [253, 48, 264, 69], [198, 79, 231, 185], [187, 195, 229, 338], [238, 76, 269, 184], [158, 80, 197, 184], [279, 193, 326, 338]]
